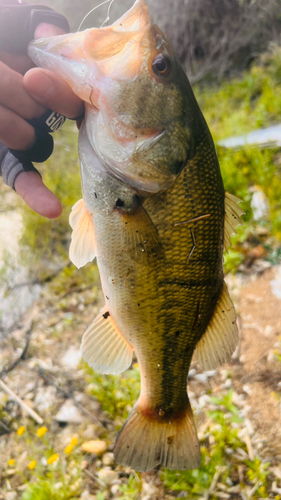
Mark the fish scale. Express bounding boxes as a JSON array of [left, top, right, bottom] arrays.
[[29, 0, 242, 472]]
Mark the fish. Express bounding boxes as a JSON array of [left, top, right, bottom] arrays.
[[28, 0, 244, 472]]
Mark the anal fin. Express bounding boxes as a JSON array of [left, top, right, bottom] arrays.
[[195, 281, 239, 370], [81, 308, 133, 374], [224, 192, 244, 252], [69, 198, 96, 269]]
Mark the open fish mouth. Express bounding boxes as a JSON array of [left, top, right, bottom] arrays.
[[28, 0, 154, 106]]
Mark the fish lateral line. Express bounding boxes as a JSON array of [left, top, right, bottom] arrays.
[[173, 213, 211, 227]]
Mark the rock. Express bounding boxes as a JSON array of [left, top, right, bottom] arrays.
[[188, 368, 196, 379], [80, 492, 97, 500], [34, 385, 57, 413], [142, 481, 158, 497], [6, 493, 17, 500], [98, 468, 119, 485], [55, 399, 84, 424], [81, 440, 107, 455], [61, 347, 82, 369], [82, 424, 98, 440], [102, 452, 114, 466], [111, 484, 120, 495], [271, 279, 281, 300], [194, 373, 208, 383]]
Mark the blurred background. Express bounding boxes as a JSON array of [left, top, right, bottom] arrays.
[[1, 1, 281, 499]]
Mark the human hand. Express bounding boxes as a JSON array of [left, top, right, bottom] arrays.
[[0, 20, 84, 218]]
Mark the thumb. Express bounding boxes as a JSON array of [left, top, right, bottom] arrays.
[[34, 23, 66, 39], [15, 171, 62, 219]]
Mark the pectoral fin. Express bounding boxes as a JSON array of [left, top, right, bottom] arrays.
[[224, 192, 244, 252], [69, 199, 96, 269], [81, 309, 133, 374], [117, 201, 164, 265], [195, 281, 239, 370]]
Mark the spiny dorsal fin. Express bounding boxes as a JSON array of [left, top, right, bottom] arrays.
[[224, 192, 244, 253], [69, 199, 96, 269], [81, 308, 133, 375], [195, 281, 239, 370]]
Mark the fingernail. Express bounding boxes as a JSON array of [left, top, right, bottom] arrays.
[[34, 23, 65, 39]]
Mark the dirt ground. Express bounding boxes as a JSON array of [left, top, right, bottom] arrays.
[[232, 267, 281, 461]]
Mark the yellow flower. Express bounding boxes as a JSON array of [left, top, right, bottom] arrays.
[[133, 363, 139, 369], [37, 427, 48, 438], [8, 459, 15, 466], [28, 460, 36, 470], [64, 444, 74, 455], [17, 426, 25, 436], [70, 437, 78, 446], [47, 453, 59, 465]]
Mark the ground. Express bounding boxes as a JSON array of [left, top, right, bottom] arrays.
[[1, 262, 281, 499]]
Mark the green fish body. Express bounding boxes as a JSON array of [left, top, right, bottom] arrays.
[[29, 0, 243, 471]]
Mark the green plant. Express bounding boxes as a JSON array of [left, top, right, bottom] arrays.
[[7, 426, 84, 500], [83, 362, 141, 423], [117, 474, 142, 500]]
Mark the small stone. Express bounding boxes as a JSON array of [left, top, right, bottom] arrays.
[[142, 482, 158, 497], [98, 468, 119, 485], [80, 492, 97, 500], [82, 424, 98, 440], [34, 385, 57, 413], [82, 460, 89, 470], [6, 493, 17, 500], [188, 368, 196, 378], [61, 347, 82, 369], [194, 373, 208, 383], [55, 400, 84, 424], [81, 440, 107, 455], [6, 469, 16, 476], [111, 484, 120, 495], [102, 452, 114, 466], [224, 378, 232, 389]]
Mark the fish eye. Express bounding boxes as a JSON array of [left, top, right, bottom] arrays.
[[152, 54, 171, 78]]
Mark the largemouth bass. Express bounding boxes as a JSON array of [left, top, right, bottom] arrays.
[[29, 0, 243, 472]]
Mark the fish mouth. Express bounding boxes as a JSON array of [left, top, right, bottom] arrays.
[[28, 0, 153, 104]]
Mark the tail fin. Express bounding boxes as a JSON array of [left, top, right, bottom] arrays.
[[114, 399, 201, 472]]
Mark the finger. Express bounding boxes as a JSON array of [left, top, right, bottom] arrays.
[[0, 104, 35, 150], [34, 23, 66, 39], [24, 68, 84, 119], [0, 61, 45, 119], [0, 50, 32, 74], [15, 171, 62, 219]]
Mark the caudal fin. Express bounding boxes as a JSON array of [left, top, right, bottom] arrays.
[[114, 399, 201, 472]]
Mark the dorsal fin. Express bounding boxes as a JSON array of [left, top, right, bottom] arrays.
[[195, 281, 239, 370], [81, 308, 133, 375], [224, 192, 244, 252], [69, 199, 96, 269]]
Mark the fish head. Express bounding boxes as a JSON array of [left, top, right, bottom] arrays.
[[29, 0, 199, 193]]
